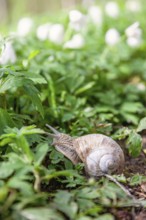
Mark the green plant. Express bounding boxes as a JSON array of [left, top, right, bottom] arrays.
[[1, 1, 146, 218]]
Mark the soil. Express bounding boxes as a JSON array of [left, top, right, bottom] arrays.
[[113, 136, 146, 220]]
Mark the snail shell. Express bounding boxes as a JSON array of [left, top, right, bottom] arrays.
[[46, 125, 125, 177], [74, 134, 124, 176]]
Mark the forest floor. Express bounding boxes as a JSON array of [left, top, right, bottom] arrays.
[[112, 136, 146, 219]]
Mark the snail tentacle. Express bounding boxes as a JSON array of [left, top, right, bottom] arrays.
[[46, 124, 60, 135]]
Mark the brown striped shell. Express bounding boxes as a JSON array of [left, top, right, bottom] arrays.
[[46, 125, 125, 177], [74, 134, 124, 176]]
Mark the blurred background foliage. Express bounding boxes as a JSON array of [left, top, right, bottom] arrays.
[[1, 0, 83, 24], [0, 0, 144, 24]]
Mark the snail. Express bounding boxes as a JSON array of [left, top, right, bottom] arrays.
[[46, 124, 137, 199], [46, 124, 125, 177], [45, 124, 139, 200]]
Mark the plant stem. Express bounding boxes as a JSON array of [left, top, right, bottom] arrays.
[[34, 170, 41, 192], [0, 93, 7, 109]]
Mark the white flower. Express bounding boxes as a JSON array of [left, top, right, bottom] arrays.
[[105, 28, 120, 46], [69, 10, 87, 31], [126, 37, 141, 47], [48, 24, 64, 44], [64, 34, 84, 49], [125, 22, 141, 38], [0, 42, 17, 65], [136, 83, 145, 91], [36, 23, 52, 41], [69, 10, 83, 23], [105, 1, 119, 18], [88, 6, 102, 26], [125, 22, 142, 47], [126, 0, 141, 12], [17, 17, 33, 37]]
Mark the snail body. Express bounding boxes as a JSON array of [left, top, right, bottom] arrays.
[[46, 125, 125, 177]]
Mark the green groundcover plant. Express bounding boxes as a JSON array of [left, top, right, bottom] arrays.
[[1, 0, 146, 219]]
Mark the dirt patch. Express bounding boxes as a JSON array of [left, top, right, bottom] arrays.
[[125, 153, 146, 176]]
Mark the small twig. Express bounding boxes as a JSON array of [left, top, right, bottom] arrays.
[[104, 174, 144, 208], [131, 206, 136, 220], [104, 174, 135, 200]]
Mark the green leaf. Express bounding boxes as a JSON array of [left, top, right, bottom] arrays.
[[121, 102, 144, 113], [113, 127, 131, 140], [0, 75, 23, 93], [137, 117, 146, 132], [77, 217, 93, 220], [0, 75, 44, 117], [75, 82, 95, 95], [112, 174, 127, 183], [7, 152, 29, 169], [77, 187, 99, 199], [34, 143, 49, 165], [43, 73, 58, 118], [96, 214, 114, 220], [121, 112, 139, 125], [0, 126, 34, 162], [15, 135, 34, 162], [54, 191, 78, 219], [0, 186, 8, 202], [27, 74, 47, 84], [0, 162, 14, 179], [20, 125, 45, 136], [19, 208, 64, 220], [62, 112, 75, 122], [49, 149, 64, 164], [43, 170, 80, 181], [126, 131, 142, 157], [28, 50, 40, 60], [8, 178, 34, 196], [129, 174, 146, 186], [23, 83, 44, 118], [77, 198, 96, 211], [0, 108, 15, 134]]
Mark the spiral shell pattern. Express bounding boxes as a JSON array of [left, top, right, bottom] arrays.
[[74, 134, 125, 176]]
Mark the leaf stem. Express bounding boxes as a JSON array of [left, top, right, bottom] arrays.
[[1, 190, 16, 212], [0, 93, 7, 109], [34, 170, 41, 192], [42, 170, 78, 181]]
